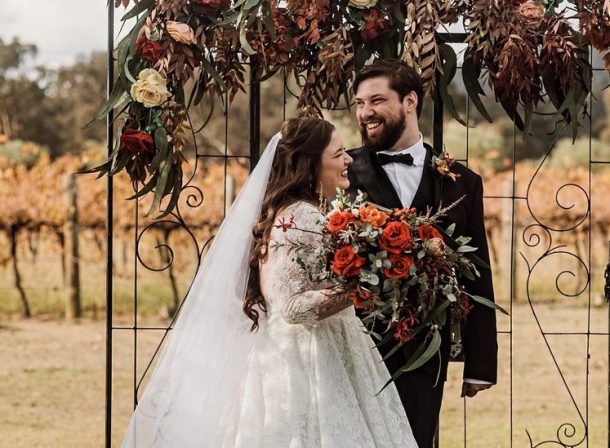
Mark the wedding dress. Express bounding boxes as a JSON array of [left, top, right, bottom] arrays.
[[220, 201, 417, 448], [120, 133, 417, 448]]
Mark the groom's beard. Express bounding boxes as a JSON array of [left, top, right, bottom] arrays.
[[359, 109, 406, 152]]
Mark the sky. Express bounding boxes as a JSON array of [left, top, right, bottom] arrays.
[[0, 0, 131, 69]]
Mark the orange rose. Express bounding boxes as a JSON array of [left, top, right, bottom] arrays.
[[359, 205, 388, 228], [417, 224, 443, 241], [331, 245, 366, 277], [326, 211, 355, 232], [379, 221, 413, 254], [383, 254, 414, 280], [348, 288, 374, 310]]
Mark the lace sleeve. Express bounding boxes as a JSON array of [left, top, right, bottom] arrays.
[[263, 202, 351, 326]]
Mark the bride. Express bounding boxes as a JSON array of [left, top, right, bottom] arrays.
[[121, 117, 417, 447]]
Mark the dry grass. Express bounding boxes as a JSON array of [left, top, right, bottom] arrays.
[[0, 303, 607, 447]]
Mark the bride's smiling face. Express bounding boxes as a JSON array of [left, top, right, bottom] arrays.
[[317, 130, 353, 199]]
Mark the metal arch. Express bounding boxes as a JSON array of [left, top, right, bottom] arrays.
[[103, 16, 610, 447]]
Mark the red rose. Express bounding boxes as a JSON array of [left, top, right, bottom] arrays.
[[135, 36, 162, 63], [417, 224, 443, 241], [360, 9, 389, 43], [326, 211, 355, 232], [331, 245, 366, 277], [379, 221, 413, 254], [383, 254, 414, 280], [348, 288, 374, 310], [120, 128, 155, 155]]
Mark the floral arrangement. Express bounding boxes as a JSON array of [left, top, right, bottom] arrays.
[[85, 0, 609, 216], [285, 190, 508, 384]]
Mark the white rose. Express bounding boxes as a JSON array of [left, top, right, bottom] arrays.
[[130, 69, 171, 108], [348, 0, 377, 8]]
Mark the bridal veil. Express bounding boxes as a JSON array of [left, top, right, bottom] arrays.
[[120, 133, 281, 448]]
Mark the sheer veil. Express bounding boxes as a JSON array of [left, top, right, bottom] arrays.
[[120, 132, 282, 448]]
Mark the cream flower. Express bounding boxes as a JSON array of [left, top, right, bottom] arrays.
[[424, 238, 446, 257], [166, 21, 196, 45], [130, 69, 171, 108], [348, 0, 377, 8]]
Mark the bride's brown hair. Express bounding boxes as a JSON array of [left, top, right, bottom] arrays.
[[244, 117, 335, 330]]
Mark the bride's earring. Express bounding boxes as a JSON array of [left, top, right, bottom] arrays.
[[318, 181, 327, 211]]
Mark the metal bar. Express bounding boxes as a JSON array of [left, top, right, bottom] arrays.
[[249, 59, 261, 171], [437, 32, 468, 44], [432, 69, 443, 154], [606, 242, 610, 444], [105, 4, 115, 447]]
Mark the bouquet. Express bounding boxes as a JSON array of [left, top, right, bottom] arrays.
[[288, 190, 507, 387]]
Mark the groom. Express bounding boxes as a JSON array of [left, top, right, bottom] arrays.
[[347, 59, 498, 447]]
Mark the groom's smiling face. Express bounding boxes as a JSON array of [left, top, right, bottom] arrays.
[[355, 77, 406, 152]]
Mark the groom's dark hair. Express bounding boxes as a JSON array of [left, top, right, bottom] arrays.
[[353, 59, 424, 118]]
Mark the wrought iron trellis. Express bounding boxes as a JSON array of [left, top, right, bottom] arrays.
[[104, 7, 610, 447]]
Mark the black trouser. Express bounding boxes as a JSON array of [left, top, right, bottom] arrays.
[[394, 369, 445, 448]]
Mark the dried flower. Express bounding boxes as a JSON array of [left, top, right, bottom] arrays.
[[348, 0, 377, 8], [424, 238, 446, 257], [518, 1, 545, 20], [166, 21, 196, 45], [130, 69, 171, 108], [431, 152, 461, 182]]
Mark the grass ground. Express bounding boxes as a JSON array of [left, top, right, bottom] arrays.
[[0, 302, 607, 447]]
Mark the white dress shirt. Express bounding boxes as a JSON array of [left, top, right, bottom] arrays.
[[377, 135, 426, 208], [379, 135, 492, 386]]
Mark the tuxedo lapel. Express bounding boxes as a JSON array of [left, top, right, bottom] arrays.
[[350, 149, 402, 209], [410, 144, 443, 212]]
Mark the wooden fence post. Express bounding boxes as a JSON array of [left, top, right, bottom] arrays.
[[64, 174, 81, 319]]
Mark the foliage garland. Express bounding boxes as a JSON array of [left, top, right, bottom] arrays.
[[84, 0, 610, 216]]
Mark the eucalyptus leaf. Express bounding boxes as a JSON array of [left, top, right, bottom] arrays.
[[121, 0, 154, 21], [445, 222, 456, 237], [470, 295, 509, 315], [457, 245, 477, 253], [85, 78, 127, 127], [462, 50, 493, 122]]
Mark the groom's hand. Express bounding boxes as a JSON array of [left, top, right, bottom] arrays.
[[461, 382, 492, 398]]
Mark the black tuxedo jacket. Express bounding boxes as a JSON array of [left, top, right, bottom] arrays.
[[347, 143, 498, 383]]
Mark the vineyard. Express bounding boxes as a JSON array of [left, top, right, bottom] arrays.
[[0, 147, 608, 318]]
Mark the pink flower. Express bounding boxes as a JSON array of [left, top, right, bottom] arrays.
[[166, 21, 196, 45]]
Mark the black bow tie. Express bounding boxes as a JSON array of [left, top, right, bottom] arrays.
[[376, 152, 414, 166]]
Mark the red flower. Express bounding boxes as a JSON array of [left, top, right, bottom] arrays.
[[417, 224, 443, 241], [379, 221, 413, 254], [348, 288, 374, 310], [331, 245, 366, 277], [383, 254, 414, 280], [393, 318, 415, 343], [120, 128, 155, 155], [360, 9, 389, 43], [135, 36, 162, 63], [326, 211, 355, 232]]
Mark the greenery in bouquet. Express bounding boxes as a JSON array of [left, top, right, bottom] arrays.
[[288, 190, 508, 386], [80, 0, 608, 217]]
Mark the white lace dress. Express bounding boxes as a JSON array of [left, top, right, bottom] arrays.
[[221, 201, 418, 448]]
